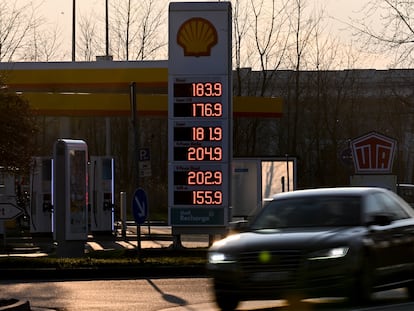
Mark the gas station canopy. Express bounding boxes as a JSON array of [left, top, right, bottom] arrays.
[[0, 61, 282, 117]]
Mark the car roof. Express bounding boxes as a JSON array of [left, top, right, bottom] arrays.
[[269, 187, 388, 200]]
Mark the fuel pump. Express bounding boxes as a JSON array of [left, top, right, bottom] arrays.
[[89, 156, 114, 235], [53, 139, 88, 257], [29, 157, 53, 235]]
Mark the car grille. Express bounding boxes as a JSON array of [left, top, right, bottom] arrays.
[[239, 250, 302, 291]]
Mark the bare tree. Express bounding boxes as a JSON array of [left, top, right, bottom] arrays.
[[110, 0, 166, 61], [352, 0, 414, 67], [78, 12, 102, 61], [250, 0, 290, 96], [233, 0, 250, 97], [23, 20, 65, 61], [284, 0, 320, 156], [0, 1, 41, 61], [233, 0, 291, 157]]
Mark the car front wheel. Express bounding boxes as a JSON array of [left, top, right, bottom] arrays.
[[213, 282, 240, 311], [348, 259, 373, 306]]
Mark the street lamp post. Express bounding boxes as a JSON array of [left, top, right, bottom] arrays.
[[72, 0, 76, 62]]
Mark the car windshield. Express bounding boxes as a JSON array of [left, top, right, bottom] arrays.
[[250, 195, 362, 229]]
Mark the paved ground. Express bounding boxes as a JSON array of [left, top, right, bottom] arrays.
[[0, 224, 212, 257], [88, 225, 211, 250]]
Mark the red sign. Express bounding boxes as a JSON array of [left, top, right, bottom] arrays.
[[350, 132, 397, 174]]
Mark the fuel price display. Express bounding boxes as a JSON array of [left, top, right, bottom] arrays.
[[168, 76, 231, 219], [170, 164, 228, 206], [172, 120, 226, 162]]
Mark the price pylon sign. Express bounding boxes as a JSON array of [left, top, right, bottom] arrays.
[[168, 2, 232, 230]]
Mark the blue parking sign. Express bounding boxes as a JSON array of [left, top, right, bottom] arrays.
[[132, 188, 148, 225]]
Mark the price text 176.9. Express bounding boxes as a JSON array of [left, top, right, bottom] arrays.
[[192, 102, 222, 117]]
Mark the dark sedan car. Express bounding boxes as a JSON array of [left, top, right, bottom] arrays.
[[207, 187, 414, 310]]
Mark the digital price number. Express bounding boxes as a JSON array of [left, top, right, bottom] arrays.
[[174, 170, 223, 185], [174, 146, 223, 161], [174, 126, 222, 141], [175, 191, 223, 205], [174, 82, 222, 97], [174, 102, 223, 118]]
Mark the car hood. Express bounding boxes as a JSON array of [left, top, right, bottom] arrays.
[[210, 227, 364, 253]]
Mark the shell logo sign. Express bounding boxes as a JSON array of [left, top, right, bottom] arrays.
[[169, 2, 231, 75], [350, 131, 397, 174], [177, 18, 218, 57]]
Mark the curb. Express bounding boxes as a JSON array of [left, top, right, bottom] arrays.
[[0, 300, 30, 311], [0, 265, 207, 280]]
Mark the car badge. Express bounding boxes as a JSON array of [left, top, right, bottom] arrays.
[[259, 251, 273, 264]]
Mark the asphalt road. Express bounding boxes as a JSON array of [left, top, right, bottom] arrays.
[[2, 277, 414, 311], [2, 225, 414, 310]]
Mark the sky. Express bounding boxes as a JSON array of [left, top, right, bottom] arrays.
[[44, 0, 367, 34], [18, 0, 389, 69]]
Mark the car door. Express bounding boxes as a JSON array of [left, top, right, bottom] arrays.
[[379, 191, 414, 283], [363, 193, 396, 286]]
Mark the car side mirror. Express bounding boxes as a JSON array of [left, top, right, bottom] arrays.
[[367, 213, 393, 226], [229, 220, 249, 233]]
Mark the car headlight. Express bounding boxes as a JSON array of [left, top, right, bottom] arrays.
[[208, 252, 236, 264], [308, 246, 349, 260]]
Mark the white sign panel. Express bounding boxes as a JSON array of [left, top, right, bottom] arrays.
[[169, 2, 232, 75], [168, 2, 232, 228]]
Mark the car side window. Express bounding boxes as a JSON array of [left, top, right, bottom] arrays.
[[376, 192, 410, 221], [363, 194, 386, 223], [364, 194, 385, 213]]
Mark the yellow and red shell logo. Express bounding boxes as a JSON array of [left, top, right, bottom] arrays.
[[177, 17, 218, 57]]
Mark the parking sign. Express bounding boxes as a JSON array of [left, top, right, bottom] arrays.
[[132, 188, 148, 225]]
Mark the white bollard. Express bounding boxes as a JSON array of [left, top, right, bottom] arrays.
[[120, 192, 127, 238]]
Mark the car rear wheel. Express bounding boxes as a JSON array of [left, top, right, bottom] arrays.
[[406, 281, 414, 300]]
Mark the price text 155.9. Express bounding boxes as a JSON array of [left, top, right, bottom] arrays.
[[192, 190, 223, 205]]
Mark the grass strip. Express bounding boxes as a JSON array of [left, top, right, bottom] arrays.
[[0, 248, 208, 270]]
